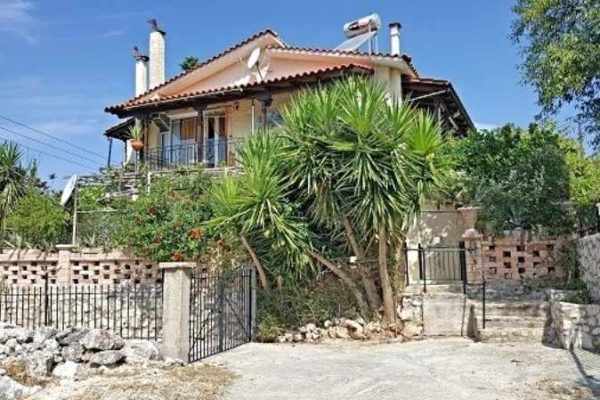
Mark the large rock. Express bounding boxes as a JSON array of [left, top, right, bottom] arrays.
[[61, 343, 84, 363], [52, 361, 83, 380], [0, 376, 34, 400], [33, 327, 57, 345], [81, 329, 124, 351], [122, 340, 161, 364], [56, 329, 88, 347], [5, 328, 33, 344], [88, 350, 125, 367], [25, 351, 55, 377]]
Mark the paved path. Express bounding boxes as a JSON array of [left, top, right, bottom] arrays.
[[208, 338, 600, 400]]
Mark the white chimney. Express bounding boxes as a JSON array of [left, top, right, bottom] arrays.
[[133, 46, 149, 96], [389, 22, 401, 56], [148, 19, 166, 89]]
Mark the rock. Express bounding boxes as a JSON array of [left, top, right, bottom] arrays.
[[6, 328, 33, 344], [33, 327, 57, 345], [81, 329, 124, 351], [88, 350, 125, 367], [333, 326, 350, 339], [56, 329, 88, 347], [323, 320, 332, 328], [355, 317, 366, 326], [5, 339, 17, 352], [0, 368, 5, 376], [0, 345, 9, 356], [343, 319, 362, 332], [402, 321, 423, 338], [298, 326, 308, 334], [0, 376, 34, 400], [25, 351, 55, 377], [122, 340, 161, 364], [0, 330, 9, 344], [292, 333, 304, 343], [43, 339, 59, 353], [365, 321, 382, 334], [61, 343, 84, 363], [305, 323, 317, 332], [52, 361, 83, 380]]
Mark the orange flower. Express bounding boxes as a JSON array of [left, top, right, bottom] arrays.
[[189, 227, 203, 240]]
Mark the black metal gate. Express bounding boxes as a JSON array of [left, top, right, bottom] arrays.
[[405, 242, 468, 292], [188, 267, 254, 362]]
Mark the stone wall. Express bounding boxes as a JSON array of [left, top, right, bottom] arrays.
[[0, 248, 159, 286], [576, 233, 600, 303], [547, 301, 600, 352]]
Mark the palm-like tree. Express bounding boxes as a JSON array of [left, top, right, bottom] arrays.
[[0, 142, 31, 231], [282, 77, 451, 322]]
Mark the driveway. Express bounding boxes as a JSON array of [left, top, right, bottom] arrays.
[[208, 338, 600, 400]]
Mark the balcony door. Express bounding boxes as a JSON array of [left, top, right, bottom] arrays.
[[203, 113, 227, 167]]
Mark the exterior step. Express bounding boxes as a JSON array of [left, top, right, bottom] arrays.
[[482, 315, 547, 329], [472, 301, 549, 318], [478, 326, 546, 343]]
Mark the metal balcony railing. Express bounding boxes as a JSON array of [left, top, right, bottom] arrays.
[[144, 138, 242, 171]]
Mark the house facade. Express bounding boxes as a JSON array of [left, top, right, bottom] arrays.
[[103, 19, 473, 171]]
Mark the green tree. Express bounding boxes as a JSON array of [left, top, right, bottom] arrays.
[[180, 56, 200, 72], [5, 190, 69, 248], [512, 0, 600, 146], [212, 77, 452, 322], [452, 123, 572, 233]]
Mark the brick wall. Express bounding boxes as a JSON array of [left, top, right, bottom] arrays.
[[0, 248, 159, 286]]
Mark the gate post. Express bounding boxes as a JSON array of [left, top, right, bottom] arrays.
[[159, 262, 195, 361]]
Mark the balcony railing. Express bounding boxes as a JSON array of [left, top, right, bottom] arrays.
[[144, 138, 242, 171]]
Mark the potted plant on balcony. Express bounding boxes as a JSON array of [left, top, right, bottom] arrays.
[[128, 125, 144, 152]]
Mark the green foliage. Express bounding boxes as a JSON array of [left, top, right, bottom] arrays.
[[512, 0, 600, 146], [451, 123, 572, 234], [112, 169, 216, 262], [209, 132, 314, 283], [255, 277, 360, 341], [180, 56, 200, 71], [127, 124, 143, 140], [0, 142, 35, 229], [282, 77, 451, 238], [5, 190, 69, 248], [560, 138, 600, 207]]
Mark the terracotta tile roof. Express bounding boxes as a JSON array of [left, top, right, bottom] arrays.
[[105, 64, 373, 114], [112, 29, 282, 110], [265, 46, 419, 76]]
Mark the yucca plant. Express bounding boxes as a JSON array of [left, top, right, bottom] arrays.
[[281, 77, 451, 322], [0, 142, 31, 234]]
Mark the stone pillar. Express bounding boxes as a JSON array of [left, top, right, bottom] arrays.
[[160, 262, 195, 361], [458, 207, 484, 284], [55, 244, 75, 284]]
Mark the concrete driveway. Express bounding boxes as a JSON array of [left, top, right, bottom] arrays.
[[208, 338, 600, 400]]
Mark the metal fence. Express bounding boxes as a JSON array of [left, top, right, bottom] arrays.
[[144, 138, 243, 171], [188, 267, 253, 362], [0, 281, 163, 341], [405, 242, 468, 293]]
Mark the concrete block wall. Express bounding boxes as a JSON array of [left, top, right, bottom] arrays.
[[0, 248, 159, 286]]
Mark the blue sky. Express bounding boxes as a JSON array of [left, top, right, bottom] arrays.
[[0, 0, 556, 188]]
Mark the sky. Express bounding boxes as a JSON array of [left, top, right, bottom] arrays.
[[0, 0, 560, 189]]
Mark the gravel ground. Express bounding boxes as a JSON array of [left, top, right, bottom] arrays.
[[208, 338, 600, 400]]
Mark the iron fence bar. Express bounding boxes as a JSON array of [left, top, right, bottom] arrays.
[[482, 279, 486, 329]]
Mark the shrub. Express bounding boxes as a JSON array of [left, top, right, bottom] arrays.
[[5, 190, 69, 248], [255, 276, 360, 340]]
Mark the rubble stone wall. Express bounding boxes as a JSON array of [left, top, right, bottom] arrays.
[[576, 233, 600, 303], [547, 301, 600, 352]]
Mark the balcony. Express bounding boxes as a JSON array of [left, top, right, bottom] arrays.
[[144, 138, 242, 171]]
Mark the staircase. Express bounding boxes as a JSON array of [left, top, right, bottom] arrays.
[[472, 300, 549, 343]]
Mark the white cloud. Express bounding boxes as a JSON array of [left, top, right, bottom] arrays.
[[474, 122, 499, 131], [100, 29, 126, 38], [0, 0, 37, 43]]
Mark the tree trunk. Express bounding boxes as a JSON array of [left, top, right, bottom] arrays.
[[240, 234, 269, 290], [309, 250, 370, 317], [378, 226, 396, 324], [342, 217, 381, 312]]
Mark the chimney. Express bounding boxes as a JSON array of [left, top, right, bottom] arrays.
[[389, 22, 401, 56], [133, 46, 149, 96], [148, 19, 166, 89]]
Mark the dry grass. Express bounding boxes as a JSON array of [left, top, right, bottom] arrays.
[[29, 363, 235, 400], [2, 358, 49, 387]]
